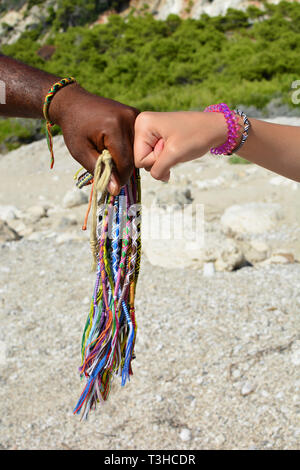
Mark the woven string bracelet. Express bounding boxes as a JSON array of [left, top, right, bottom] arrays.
[[232, 109, 251, 154], [43, 77, 76, 169]]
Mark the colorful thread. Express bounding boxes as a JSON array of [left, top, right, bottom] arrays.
[[73, 154, 141, 419]]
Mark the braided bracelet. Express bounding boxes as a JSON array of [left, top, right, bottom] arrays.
[[43, 77, 76, 169], [231, 109, 251, 154], [204, 103, 240, 155]]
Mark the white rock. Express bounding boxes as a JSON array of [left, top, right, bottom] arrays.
[[269, 175, 299, 190], [291, 350, 300, 366], [0, 205, 21, 222], [82, 296, 90, 305], [214, 434, 226, 446], [241, 382, 256, 396], [62, 188, 88, 209], [56, 214, 78, 229], [0, 220, 20, 242], [55, 232, 87, 244], [7, 220, 33, 237], [214, 239, 245, 272], [0, 340, 6, 366], [261, 253, 295, 265], [24, 205, 46, 223], [250, 240, 269, 253], [27, 232, 44, 242], [142, 205, 204, 268], [243, 239, 269, 264], [221, 203, 282, 234], [27, 205, 46, 217], [196, 176, 225, 191], [203, 262, 215, 277], [179, 428, 191, 442], [0, 10, 22, 27], [232, 369, 241, 378]]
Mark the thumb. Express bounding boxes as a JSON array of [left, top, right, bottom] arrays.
[[83, 145, 121, 196], [150, 140, 176, 181]]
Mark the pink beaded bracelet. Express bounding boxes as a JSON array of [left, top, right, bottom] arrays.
[[204, 103, 240, 155]]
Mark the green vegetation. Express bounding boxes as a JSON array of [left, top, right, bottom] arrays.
[[0, 118, 43, 151], [228, 155, 251, 165], [1, 1, 300, 152]]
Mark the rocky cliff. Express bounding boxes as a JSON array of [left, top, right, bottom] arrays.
[[1, 1, 299, 45]]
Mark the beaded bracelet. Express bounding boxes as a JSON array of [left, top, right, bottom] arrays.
[[204, 103, 240, 155], [43, 77, 76, 169], [231, 109, 251, 154]]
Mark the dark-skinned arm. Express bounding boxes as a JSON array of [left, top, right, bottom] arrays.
[[0, 54, 139, 194]]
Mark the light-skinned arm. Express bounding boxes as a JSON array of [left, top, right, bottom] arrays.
[[134, 111, 300, 182]]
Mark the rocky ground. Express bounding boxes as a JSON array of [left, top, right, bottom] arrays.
[[0, 120, 299, 449]]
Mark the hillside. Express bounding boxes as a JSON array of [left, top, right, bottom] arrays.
[[2, 1, 300, 152], [1, 1, 299, 45]]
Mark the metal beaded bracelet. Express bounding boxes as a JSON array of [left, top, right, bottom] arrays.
[[231, 109, 251, 154]]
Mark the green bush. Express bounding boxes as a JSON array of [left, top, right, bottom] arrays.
[[0, 118, 43, 152]]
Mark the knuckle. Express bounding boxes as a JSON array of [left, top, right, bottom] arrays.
[[135, 111, 153, 130], [134, 159, 143, 169], [103, 114, 119, 131], [119, 160, 133, 182], [126, 106, 139, 121], [150, 168, 162, 181], [167, 142, 178, 157]]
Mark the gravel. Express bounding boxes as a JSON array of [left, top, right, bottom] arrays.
[[0, 238, 299, 450]]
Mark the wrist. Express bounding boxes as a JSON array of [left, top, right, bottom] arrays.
[[209, 111, 228, 148], [47, 82, 85, 126], [209, 111, 244, 152]]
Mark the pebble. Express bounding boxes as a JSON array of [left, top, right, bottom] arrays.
[[62, 188, 88, 209], [291, 350, 300, 366], [55, 232, 87, 244], [262, 253, 295, 265], [56, 214, 78, 229], [203, 262, 215, 277], [179, 428, 191, 442], [7, 220, 32, 237], [25, 205, 46, 223], [221, 203, 282, 235], [214, 434, 226, 447], [241, 382, 256, 396], [0, 220, 20, 242], [0, 205, 20, 222]]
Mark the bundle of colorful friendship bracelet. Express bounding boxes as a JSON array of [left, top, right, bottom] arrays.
[[73, 159, 141, 419], [43, 78, 142, 419], [204, 103, 250, 155]]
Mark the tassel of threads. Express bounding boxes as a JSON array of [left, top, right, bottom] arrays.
[[73, 151, 141, 419]]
